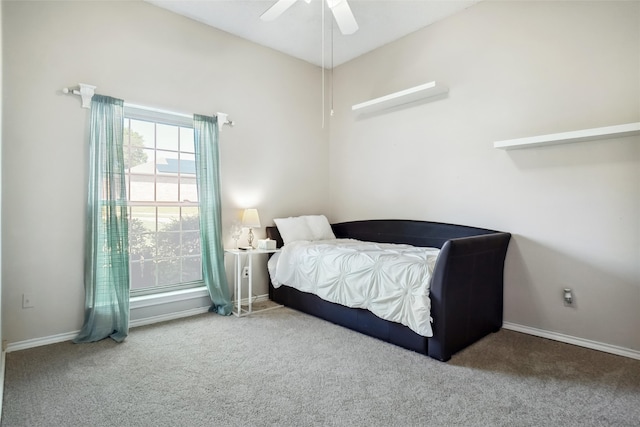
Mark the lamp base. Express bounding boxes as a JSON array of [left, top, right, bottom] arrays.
[[247, 228, 255, 248]]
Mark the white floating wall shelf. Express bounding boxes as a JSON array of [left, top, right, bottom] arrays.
[[352, 81, 448, 115], [494, 122, 640, 150]]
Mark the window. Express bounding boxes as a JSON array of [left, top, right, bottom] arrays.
[[123, 106, 202, 296]]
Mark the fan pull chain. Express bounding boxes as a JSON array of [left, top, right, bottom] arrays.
[[321, 0, 325, 129], [330, 16, 334, 117]]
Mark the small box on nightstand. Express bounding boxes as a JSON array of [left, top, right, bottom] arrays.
[[257, 239, 277, 250]]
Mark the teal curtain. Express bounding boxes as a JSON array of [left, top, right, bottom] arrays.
[[74, 95, 130, 343], [193, 114, 233, 315]]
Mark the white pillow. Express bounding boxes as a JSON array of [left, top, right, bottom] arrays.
[[303, 215, 336, 241], [273, 216, 314, 245], [273, 215, 336, 245]]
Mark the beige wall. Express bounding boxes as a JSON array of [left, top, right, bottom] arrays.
[[330, 1, 640, 351], [2, 1, 329, 343], [0, 0, 4, 351], [3, 0, 639, 354]]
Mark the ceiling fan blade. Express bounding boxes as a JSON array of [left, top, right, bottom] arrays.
[[260, 0, 298, 21], [327, 0, 359, 35]]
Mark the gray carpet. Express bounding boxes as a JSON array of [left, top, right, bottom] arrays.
[[2, 307, 639, 427]]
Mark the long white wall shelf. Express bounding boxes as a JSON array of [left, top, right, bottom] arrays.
[[352, 81, 448, 115], [494, 122, 640, 150]]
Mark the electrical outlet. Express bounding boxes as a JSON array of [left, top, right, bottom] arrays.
[[242, 266, 250, 278], [563, 288, 573, 306], [22, 293, 35, 309]]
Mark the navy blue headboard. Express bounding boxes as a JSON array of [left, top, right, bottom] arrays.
[[266, 219, 500, 249]]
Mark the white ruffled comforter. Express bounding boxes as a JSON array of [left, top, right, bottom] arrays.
[[268, 239, 440, 337]]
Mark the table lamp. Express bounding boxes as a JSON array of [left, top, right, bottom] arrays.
[[242, 208, 261, 248]]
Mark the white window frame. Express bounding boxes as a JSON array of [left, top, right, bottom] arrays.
[[124, 104, 204, 297]]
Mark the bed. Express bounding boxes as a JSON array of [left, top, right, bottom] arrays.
[[266, 218, 511, 362]]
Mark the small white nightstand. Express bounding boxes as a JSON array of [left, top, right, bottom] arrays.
[[225, 248, 280, 317]]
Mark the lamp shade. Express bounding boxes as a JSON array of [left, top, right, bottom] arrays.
[[242, 208, 261, 228]]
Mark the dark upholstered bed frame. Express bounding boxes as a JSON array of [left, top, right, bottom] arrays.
[[266, 219, 511, 362]]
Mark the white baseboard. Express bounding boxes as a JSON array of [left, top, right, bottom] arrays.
[[5, 330, 79, 353], [503, 322, 640, 361], [233, 293, 270, 306], [8, 304, 637, 361], [0, 350, 5, 417], [5, 293, 271, 353], [129, 306, 211, 328]]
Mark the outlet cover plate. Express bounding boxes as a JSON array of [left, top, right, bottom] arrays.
[[22, 293, 35, 308]]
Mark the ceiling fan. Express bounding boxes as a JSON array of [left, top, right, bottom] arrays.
[[261, 0, 359, 35]]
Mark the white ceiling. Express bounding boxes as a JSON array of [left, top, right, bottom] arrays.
[[145, 0, 480, 67]]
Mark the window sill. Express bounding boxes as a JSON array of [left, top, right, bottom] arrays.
[[129, 286, 212, 328], [130, 286, 209, 310]]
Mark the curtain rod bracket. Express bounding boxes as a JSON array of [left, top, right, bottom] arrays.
[[217, 112, 234, 131], [62, 83, 96, 109]]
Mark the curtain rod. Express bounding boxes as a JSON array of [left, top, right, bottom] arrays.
[[61, 83, 234, 128]]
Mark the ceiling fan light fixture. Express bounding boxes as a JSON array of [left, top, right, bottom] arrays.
[[260, 0, 297, 21], [261, 0, 358, 35], [326, 0, 359, 35]]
